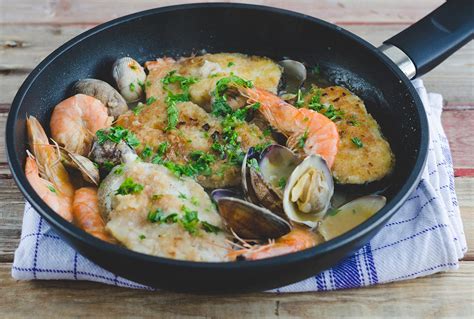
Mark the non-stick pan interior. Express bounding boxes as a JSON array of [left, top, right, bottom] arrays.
[[7, 4, 426, 291]]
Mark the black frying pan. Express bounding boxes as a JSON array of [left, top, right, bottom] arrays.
[[6, 2, 473, 292]]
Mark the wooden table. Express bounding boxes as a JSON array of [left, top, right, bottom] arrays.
[[1, 1, 473, 317]]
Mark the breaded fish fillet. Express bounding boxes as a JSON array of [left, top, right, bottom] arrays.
[[304, 86, 395, 184], [117, 55, 274, 189], [178, 53, 282, 111], [98, 162, 230, 262]]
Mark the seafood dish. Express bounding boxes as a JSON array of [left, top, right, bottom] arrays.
[[24, 52, 394, 262]]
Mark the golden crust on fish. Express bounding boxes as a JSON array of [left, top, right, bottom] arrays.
[[100, 162, 230, 262], [305, 86, 394, 184], [178, 53, 282, 110], [117, 55, 274, 189]]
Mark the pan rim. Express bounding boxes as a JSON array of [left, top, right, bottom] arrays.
[[6, 2, 429, 272]]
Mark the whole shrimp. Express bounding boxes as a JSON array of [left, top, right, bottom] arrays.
[[26, 116, 74, 221], [50, 94, 112, 156], [72, 187, 116, 243], [229, 227, 318, 261], [240, 87, 339, 168]]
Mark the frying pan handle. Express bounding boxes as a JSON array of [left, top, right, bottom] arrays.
[[380, 0, 474, 79]]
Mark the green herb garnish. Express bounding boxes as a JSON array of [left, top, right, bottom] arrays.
[[351, 137, 364, 148], [278, 177, 286, 189], [327, 208, 340, 216], [140, 145, 153, 159], [115, 177, 144, 195], [211, 74, 253, 117], [114, 164, 125, 175], [227, 61, 235, 67], [295, 89, 305, 107], [129, 82, 135, 92], [132, 103, 145, 115], [178, 193, 187, 199], [298, 131, 308, 148], [324, 105, 344, 121], [103, 161, 115, 170], [247, 158, 260, 172], [201, 221, 221, 234], [146, 96, 157, 105], [47, 185, 56, 193], [162, 70, 198, 130], [138, 234, 146, 240], [96, 126, 140, 148], [308, 89, 324, 111], [190, 196, 199, 206], [179, 206, 200, 235]]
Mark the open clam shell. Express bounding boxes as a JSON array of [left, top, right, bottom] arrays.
[[318, 195, 386, 241], [279, 59, 307, 93], [283, 155, 334, 228], [60, 149, 100, 185], [242, 145, 300, 218], [211, 189, 291, 240]]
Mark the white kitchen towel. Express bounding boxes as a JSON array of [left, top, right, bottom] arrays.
[[12, 79, 467, 292]]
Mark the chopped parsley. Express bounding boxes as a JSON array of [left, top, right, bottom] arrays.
[[298, 131, 309, 148], [161, 70, 198, 130], [327, 208, 340, 216], [324, 105, 344, 121], [132, 103, 145, 115], [147, 208, 179, 224], [295, 89, 305, 107], [140, 145, 153, 159], [187, 151, 216, 176], [308, 89, 324, 111], [113, 164, 125, 175], [179, 206, 200, 235], [129, 82, 136, 92], [96, 126, 140, 148], [103, 161, 115, 170], [178, 192, 187, 199], [190, 196, 199, 206], [347, 115, 360, 126], [138, 234, 146, 240], [227, 61, 235, 67], [247, 158, 260, 172], [253, 142, 272, 153], [146, 96, 157, 105], [278, 177, 286, 189], [351, 137, 364, 148], [263, 128, 272, 137], [201, 221, 221, 234], [115, 177, 144, 195], [211, 74, 253, 117], [47, 185, 56, 193]]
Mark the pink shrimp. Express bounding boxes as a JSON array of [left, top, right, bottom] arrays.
[[25, 155, 73, 222], [50, 94, 112, 156], [72, 187, 116, 243], [228, 227, 318, 261], [240, 87, 339, 168], [26, 116, 75, 221]]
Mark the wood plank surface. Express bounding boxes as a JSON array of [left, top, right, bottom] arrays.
[[1, 262, 473, 318], [0, 0, 444, 24], [1, 24, 473, 105]]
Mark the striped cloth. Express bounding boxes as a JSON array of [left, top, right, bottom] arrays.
[[12, 79, 467, 291]]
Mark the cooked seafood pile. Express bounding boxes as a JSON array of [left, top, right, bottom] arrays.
[[24, 53, 394, 262]]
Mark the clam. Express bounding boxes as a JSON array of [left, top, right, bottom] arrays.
[[211, 189, 291, 240], [89, 136, 138, 170], [283, 155, 334, 228], [60, 149, 100, 185], [242, 145, 300, 217], [318, 195, 386, 241], [112, 57, 146, 103], [74, 79, 128, 117], [279, 59, 307, 93]]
